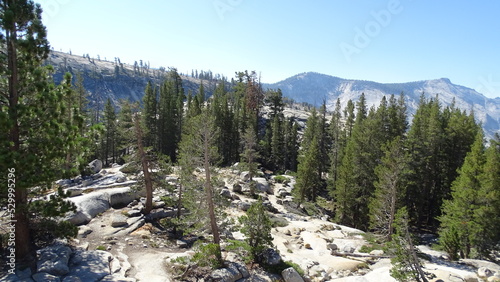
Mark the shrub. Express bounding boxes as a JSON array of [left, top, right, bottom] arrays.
[[226, 239, 253, 264], [239, 199, 273, 263], [192, 242, 223, 269], [266, 260, 305, 277], [269, 215, 289, 228], [274, 175, 290, 185]]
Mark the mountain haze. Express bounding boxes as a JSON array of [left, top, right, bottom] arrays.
[[264, 72, 500, 139]]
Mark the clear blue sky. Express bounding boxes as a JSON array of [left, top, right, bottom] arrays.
[[37, 0, 500, 98]]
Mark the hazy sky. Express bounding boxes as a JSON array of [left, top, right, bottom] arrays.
[[37, 0, 500, 98]]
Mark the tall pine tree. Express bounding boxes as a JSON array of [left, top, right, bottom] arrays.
[[369, 137, 409, 240], [1, 0, 83, 266]]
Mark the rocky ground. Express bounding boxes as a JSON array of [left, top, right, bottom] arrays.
[[2, 161, 500, 282]]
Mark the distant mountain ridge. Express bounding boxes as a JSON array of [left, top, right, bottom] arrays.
[[263, 72, 500, 139], [47, 52, 500, 139], [47, 51, 214, 107]]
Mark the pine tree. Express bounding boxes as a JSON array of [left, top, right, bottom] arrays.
[[333, 95, 372, 229], [344, 99, 355, 139], [442, 104, 480, 202], [295, 137, 321, 204], [61, 73, 86, 176], [369, 137, 409, 240], [134, 113, 154, 214], [116, 99, 136, 157], [266, 89, 284, 120], [328, 98, 345, 192], [266, 89, 285, 171], [390, 208, 429, 282], [177, 107, 222, 263], [301, 108, 319, 153], [476, 135, 500, 256], [406, 95, 446, 228], [270, 113, 284, 171], [387, 93, 408, 139], [241, 127, 259, 182], [157, 69, 184, 162], [0, 0, 83, 266], [438, 131, 485, 259], [102, 98, 117, 166], [239, 199, 274, 263], [283, 118, 299, 172], [72, 71, 89, 121], [212, 80, 239, 165], [243, 71, 263, 135], [407, 95, 478, 229], [317, 101, 330, 179], [142, 81, 157, 148]]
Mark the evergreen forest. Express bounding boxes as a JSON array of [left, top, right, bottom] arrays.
[[1, 1, 499, 280]]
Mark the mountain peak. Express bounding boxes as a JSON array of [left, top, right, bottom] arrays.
[[263, 72, 500, 139]]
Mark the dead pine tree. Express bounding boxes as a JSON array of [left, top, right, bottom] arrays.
[[134, 113, 153, 215], [178, 107, 222, 262]]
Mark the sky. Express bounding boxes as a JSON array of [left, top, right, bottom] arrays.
[[37, 0, 500, 98]]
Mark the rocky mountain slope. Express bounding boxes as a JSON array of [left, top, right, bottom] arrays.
[[263, 72, 500, 139], [46, 51, 215, 107]]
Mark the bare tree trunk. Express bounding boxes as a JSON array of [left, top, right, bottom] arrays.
[[405, 230, 428, 282], [204, 130, 220, 245], [176, 184, 183, 219], [388, 188, 397, 241], [134, 115, 153, 214], [7, 23, 36, 270]]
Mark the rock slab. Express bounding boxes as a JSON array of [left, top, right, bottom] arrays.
[[282, 267, 304, 282]]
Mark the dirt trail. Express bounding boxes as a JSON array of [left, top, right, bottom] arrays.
[[127, 249, 172, 282]]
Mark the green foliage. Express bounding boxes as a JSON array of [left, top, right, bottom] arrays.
[[269, 215, 289, 228], [438, 131, 485, 259], [369, 137, 409, 240], [294, 136, 321, 204], [101, 98, 118, 166], [389, 208, 427, 282], [226, 239, 254, 264], [192, 242, 223, 269], [328, 98, 346, 196], [239, 199, 274, 262], [359, 245, 374, 254], [439, 226, 461, 261], [212, 80, 240, 165], [332, 93, 405, 230], [142, 81, 158, 148], [359, 233, 387, 254], [273, 175, 290, 184], [0, 0, 88, 262], [241, 127, 259, 181], [265, 260, 305, 277], [406, 95, 480, 228], [156, 69, 184, 162], [30, 219, 77, 248], [119, 161, 140, 174]]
